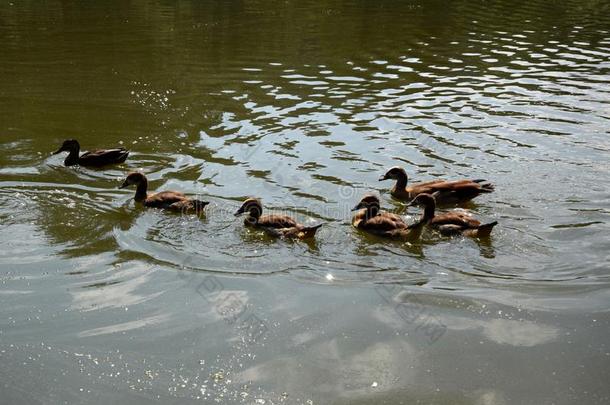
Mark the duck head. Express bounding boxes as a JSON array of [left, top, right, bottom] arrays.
[[234, 198, 263, 221], [351, 194, 381, 217], [53, 139, 80, 155], [378, 166, 408, 183], [119, 172, 147, 189], [120, 172, 148, 201]]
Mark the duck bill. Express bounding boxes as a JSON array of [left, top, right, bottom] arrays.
[[351, 204, 362, 211], [52, 148, 63, 155], [378, 174, 388, 181], [233, 208, 244, 216], [118, 180, 130, 189]]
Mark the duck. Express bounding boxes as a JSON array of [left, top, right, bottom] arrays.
[[119, 172, 209, 214], [53, 139, 129, 167], [408, 193, 497, 237], [351, 194, 425, 241], [379, 166, 493, 205], [234, 198, 322, 239]]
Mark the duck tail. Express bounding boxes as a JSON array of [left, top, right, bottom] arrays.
[[299, 223, 323, 239], [473, 179, 494, 193], [118, 150, 130, 163], [475, 221, 498, 237]]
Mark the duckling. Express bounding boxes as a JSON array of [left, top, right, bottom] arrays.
[[408, 193, 497, 237], [379, 166, 493, 205], [119, 172, 209, 214], [53, 139, 129, 167], [351, 194, 425, 240], [234, 198, 322, 239]]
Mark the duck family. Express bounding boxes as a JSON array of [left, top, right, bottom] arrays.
[[52, 139, 498, 242]]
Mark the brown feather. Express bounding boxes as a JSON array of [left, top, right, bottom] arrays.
[[143, 191, 187, 208], [256, 214, 299, 229], [430, 211, 481, 228], [144, 192, 207, 213], [404, 179, 492, 204]]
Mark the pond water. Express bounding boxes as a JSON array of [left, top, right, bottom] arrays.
[[1, 1, 609, 403]]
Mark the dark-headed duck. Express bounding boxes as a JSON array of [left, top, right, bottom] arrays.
[[119, 172, 209, 214], [234, 198, 322, 239], [351, 194, 425, 241], [408, 193, 497, 237], [379, 166, 493, 205], [53, 139, 129, 167]]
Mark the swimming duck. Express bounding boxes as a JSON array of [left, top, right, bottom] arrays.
[[408, 193, 497, 237], [351, 194, 425, 240], [53, 139, 129, 167], [379, 166, 493, 205], [119, 172, 209, 214], [234, 198, 322, 239]]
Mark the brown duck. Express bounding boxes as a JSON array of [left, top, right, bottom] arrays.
[[119, 172, 209, 214], [351, 194, 425, 241], [379, 166, 493, 204], [408, 193, 497, 237], [234, 198, 322, 239], [53, 139, 129, 167]]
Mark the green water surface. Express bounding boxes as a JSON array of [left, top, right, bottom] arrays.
[[1, 1, 609, 404]]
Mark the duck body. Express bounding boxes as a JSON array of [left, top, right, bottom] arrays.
[[379, 166, 493, 205], [120, 172, 209, 214], [141, 191, 209, 212], [409, 193, 497, 237], [54, 139, 129, 167], [351, 194, 425, 241], [234, 198, 322, 239]]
